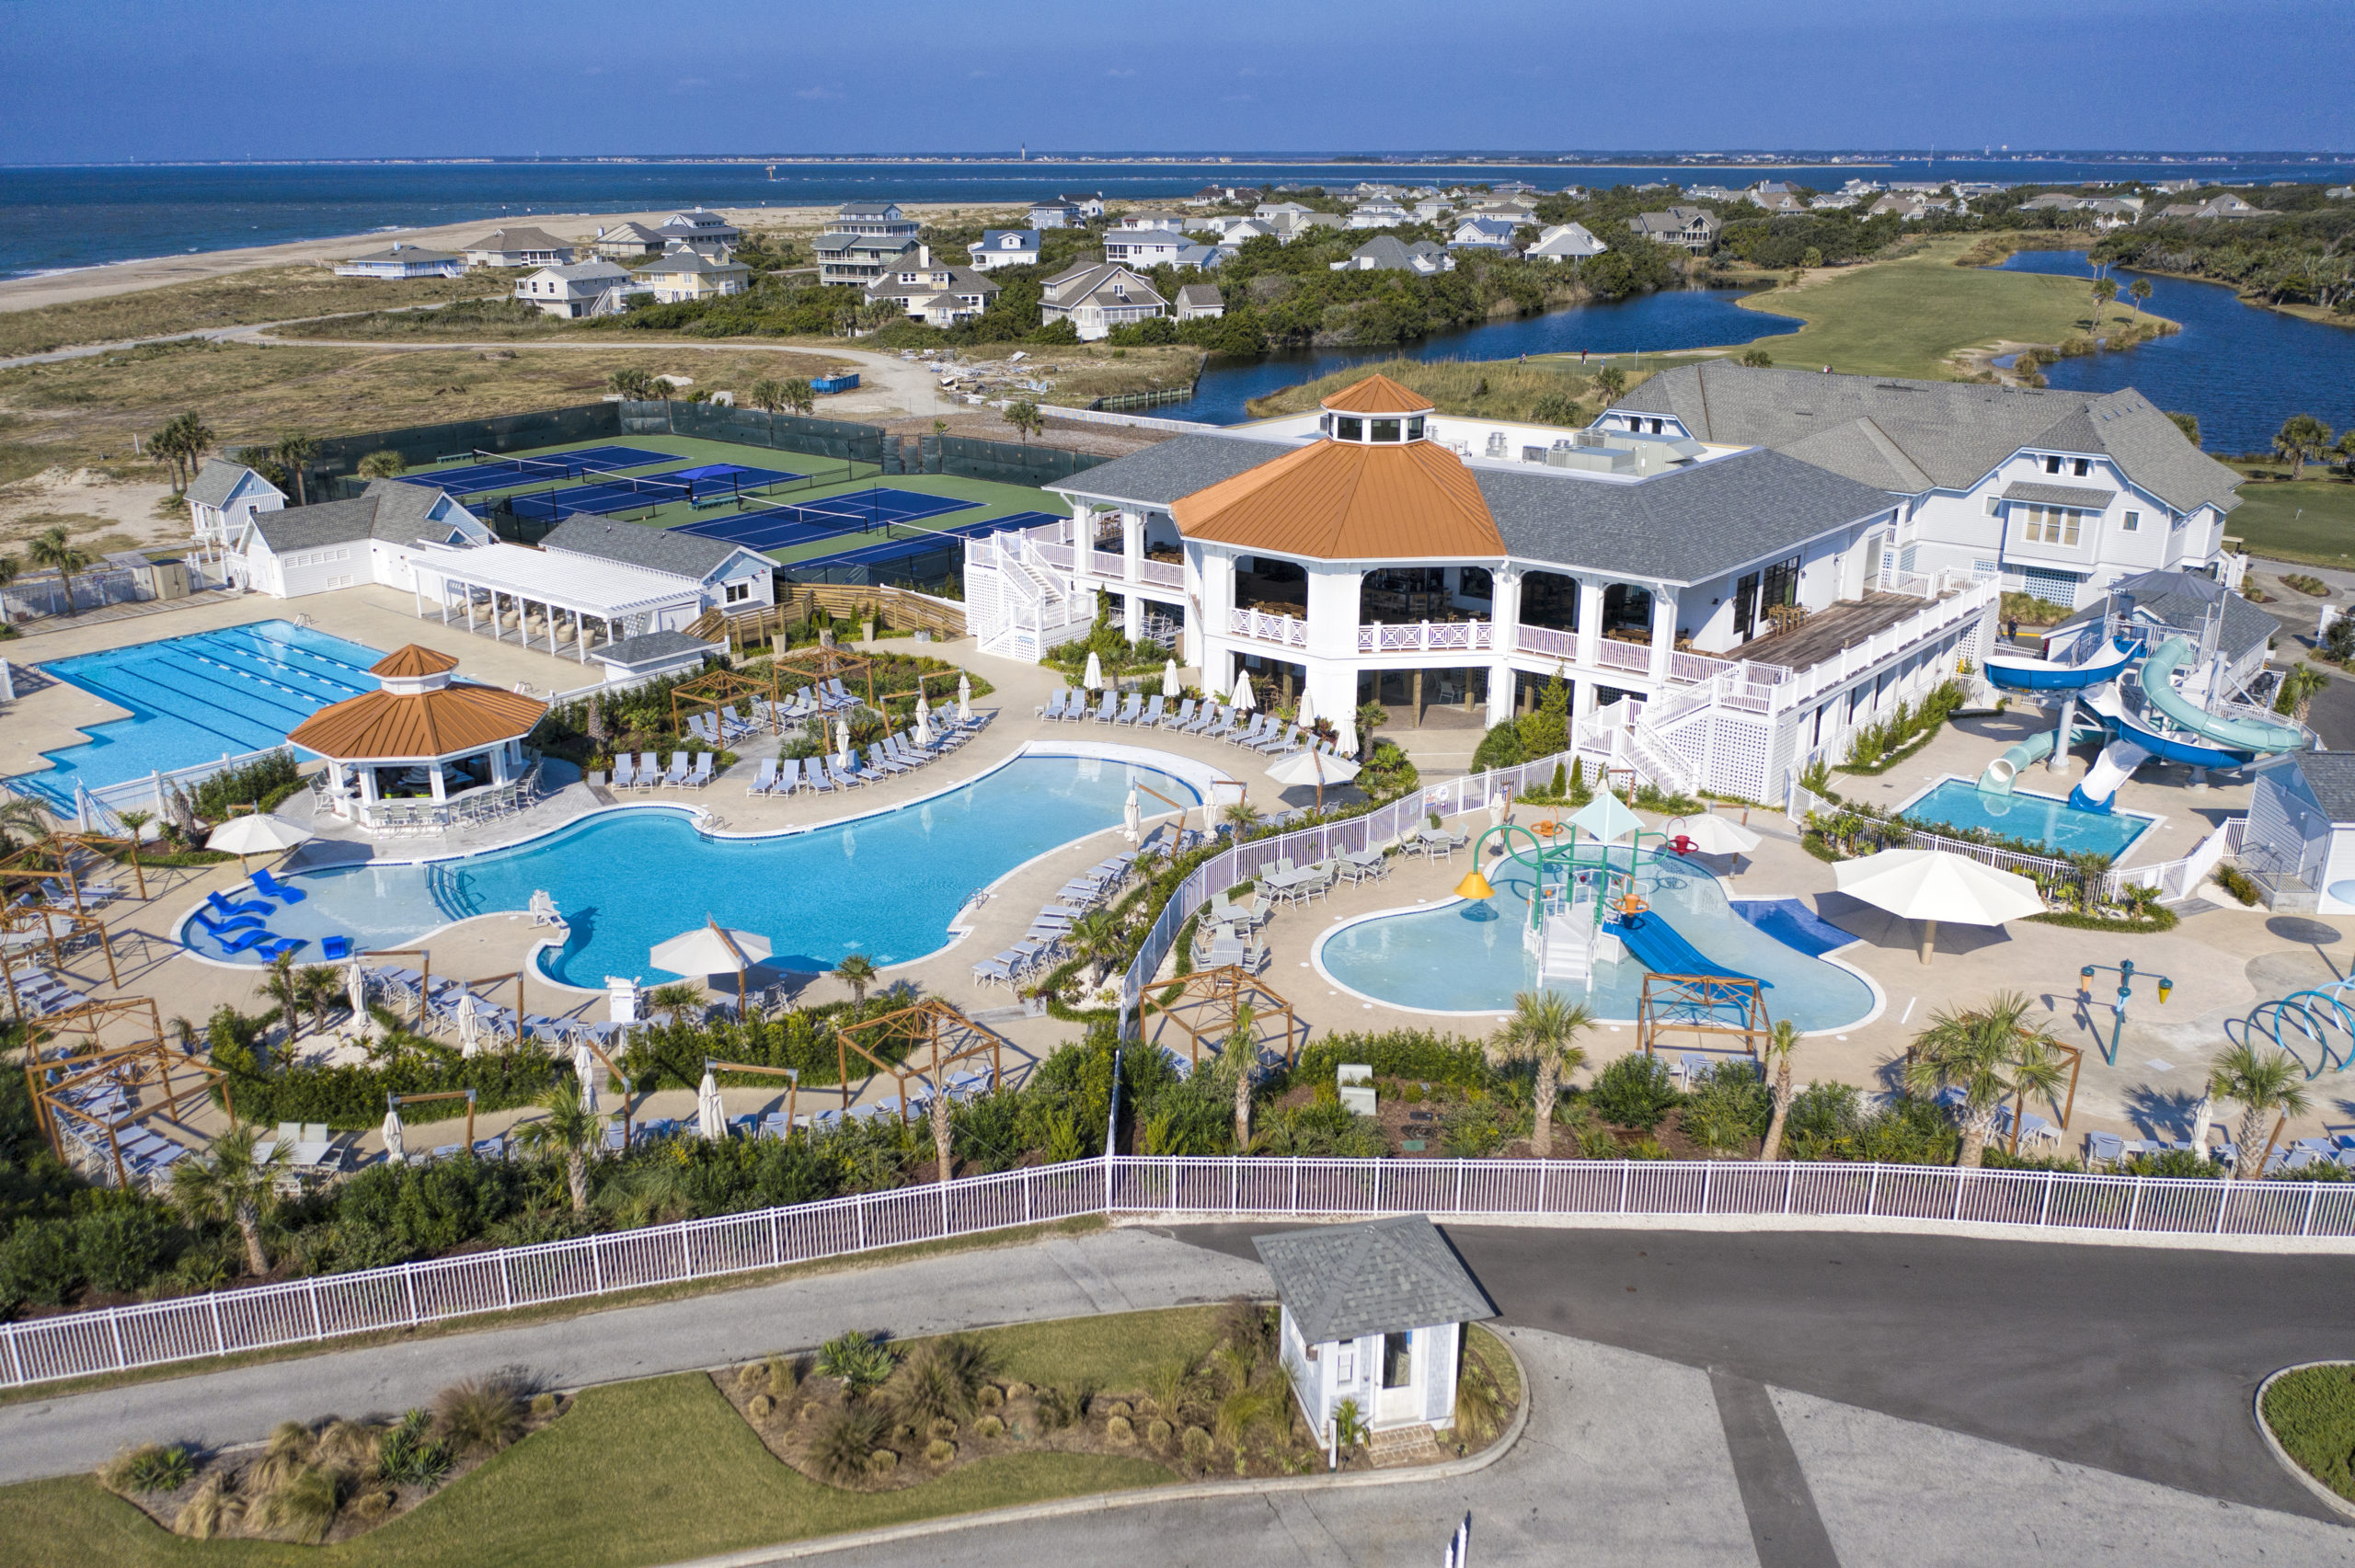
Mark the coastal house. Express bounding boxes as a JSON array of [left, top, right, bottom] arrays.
[[2153, 193, 2278, 222], [832, 201, 920, 240], [1028, 200, 1085, 230], [1175, 282, 1224, 321], [1060, 193, 1107, 220], [814, 231, 919, 287], [186, 459, 286, 577], [1273, 212, 1343, 243], [1255, 200, 1312, 224], [1682, 184, 1743, 203], [1447, 217, 1520, 252], [224, 478, 491, 600], [335, 243, 465, 280], [1525, 223, 1608, 263], [1347, 200, 1409, 230], [1195, 214, 1275, 242], [1602, 365, 2246, 607], [1186, 184, 1263, 206], [967, 230, 1041, 271], [1465, 200, 1537, 227], [1113, 211, 1186, 233], [1411, 197, 1454, 223], [592, 222, 670, 260], [865, 246, 1001, 326], [514, 260, 651, 318], [1330, 235, 1453, 275], [1626, 208, 1721, 254], [639, 252, 752, 304], [461, 226, 579, 269], [1101, 228, 1189, 266], [537, 515, 775, 614], [969, 372, 1992, 810], [2244, 750, 2355, 915], [657, 208, 741, 257], [1040, 261, 1168, 341]]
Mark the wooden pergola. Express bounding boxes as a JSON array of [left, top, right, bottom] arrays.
[[1141, 966, 1304, 1070], [770, 646, 876, 713], [362, 948, 434, 1029], [704, 1059, 799, 1131], [26, 995, 165, 1056], [1637, 973, 1771, 1063], [669, 667, 790, 738], [24, 1011, 228, 1188], [2, 902, 121, 1014], [0, 830, 147, 911], [388, 1088, 477, 1152], [835, 998, 1005, 1118]]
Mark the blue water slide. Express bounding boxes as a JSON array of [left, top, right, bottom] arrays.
[[1983, 635, 2141, 693], [2110, 636, 2308, 766], [1606, 910, 1770, 989]]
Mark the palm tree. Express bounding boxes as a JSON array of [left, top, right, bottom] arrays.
[[25, 526, 88, 615], [297, 965, 345, 1037], [1004, 399, 1046, 444], [781, 379, 816, 417], [1066, 908, 1124, 987], [258, 951, 307, 1042], [1900, 991, 2069, 1167], [0, 795, 56, 844], [273, 433, 319, 506], [2207, 1043, 2310, 1178], [833, 953, 878, 1011], [1592, 365, 1628, 401], [2128, 277, 2152, 315], [1216, 1002, 1258, 1150], [1487, 990, 1592, 1156], [355, 449, 406, 479], [747, 377, 786, 413], [513, 1078, 601, 1215], [149, 411, 214, 492], [2274, 415, 2335, 482], [1759, 1019, 1799, 1162], [2091, 276, 2118, 328], [607, 367, 660, 400], [647, 981, 704, 1021], [172, 1125, 290, 1276], [1353, 701, 1388, 762], [1220, 799, 1261, 840]]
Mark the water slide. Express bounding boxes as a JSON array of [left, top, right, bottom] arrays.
[[1983, 633, 2140, 693], [1607, 910, 1770, 990], [2064, 638, 2306, 808], [1977, 721, 2108, 795]]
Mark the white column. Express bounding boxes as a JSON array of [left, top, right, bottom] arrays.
[[1121, 592, 1143, 642], [1648, 587, 1678, 685], [578, 612, 590, 663], [1577, 581, 1605, 670], [1486, 568, 1521, 727], [429, 762, 447, 803], [1122, 510, 1143, 584], [465, 589, 477, 634]]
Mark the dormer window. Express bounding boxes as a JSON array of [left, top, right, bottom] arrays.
[[2074, 458, 2090, 476]]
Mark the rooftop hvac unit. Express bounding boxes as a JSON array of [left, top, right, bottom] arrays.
[[1485, 431, 1508, 458]]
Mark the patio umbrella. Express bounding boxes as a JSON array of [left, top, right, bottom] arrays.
[[382, 1106, 406, 1165], [957, 673, 972, 722], [455, 992, 480, 1057], [1163, 659, 1180, 697], [696, 1066, 725, 1141], [1671, 813, 1763, 857], [1266, 745, 1360, 811], [2188, 1093, 2213, 1153], [1082, 651, 1104, 692], [913, 701, 934, 749], [1123, 784, 1142, 844], [834, 715, 851, 758], [1832, 848, 2045, 965], [650, 918, 774, 1012], [346, 961, 369, 1033], [1330, 705, 1358, 761], [1486, 790, 1505, 832], [572, 1041, 600, 1116], [1232, 669, 1257, 710], [1295, 685, 1315, 729], [206, 812, 313, 869]]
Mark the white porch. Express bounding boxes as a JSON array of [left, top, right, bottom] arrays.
[[408, 543, 704, 664]]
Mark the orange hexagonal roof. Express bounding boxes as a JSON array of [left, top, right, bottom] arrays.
[[1172, 437, 1501, 560], [368, 645, 462, 679], [1318, 372, 1436, 416]]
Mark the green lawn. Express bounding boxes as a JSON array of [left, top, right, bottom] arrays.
[[0, 1369, 1175, 1568], [1714, 239, 2169, 382], [2217, 469, 2355, 567], [2262, 1363, 2355, 1503]]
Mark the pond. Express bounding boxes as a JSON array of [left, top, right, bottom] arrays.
[[1994, 248, 2355, 457], [1168, 284, 1798, 425]]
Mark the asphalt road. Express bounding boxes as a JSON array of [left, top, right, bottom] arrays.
[[1162, 1222, 2355, 1523]]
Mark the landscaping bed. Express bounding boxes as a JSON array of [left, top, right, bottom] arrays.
[[2261, 1362, 2355, 1506]]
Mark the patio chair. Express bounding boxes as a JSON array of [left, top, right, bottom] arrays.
[[1254, 722, 1300, 755], [1038, 687, 1070, 720], [251, 869, 306, 904], [806, 757, 836, 792], [195, 906, 267, 936], [635, 752, 661, 790], [1114, 692, 1143, 726], [607, 754, 636, 790], [867, 743, 910, 775], [825, 678, 854, 709], [207, 889, 273, 920], [661, 752, 690, 787], [688, 754, 715, 788], [749, 758, 776, 795], [1160, 697, 1197, 730], [1135, 693, 1165, 727]]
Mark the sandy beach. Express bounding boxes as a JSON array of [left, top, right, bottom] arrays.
[[0, 200, 1012, 314]]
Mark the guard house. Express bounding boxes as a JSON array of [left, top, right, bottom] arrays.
[[287, 646, 548, 830], [1253, 1216, 1495, 1436]]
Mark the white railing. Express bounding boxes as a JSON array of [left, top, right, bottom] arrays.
[[1031, 541, 1076, 570], [7, 1151, 2349, 1390], [1228, 607, 1309, 648], [60, 744, 301, 822], [1769, 577, 1997, 714], [2108, 816, 2243, 903], [1514, 624, 1578, 661], [1596, 637, 1653, 673], [1137, 558, 1185, 589], [1040, 405, 1217, 436], [1355, 620, 1494, 655], [1087, 549, 1125, 578]]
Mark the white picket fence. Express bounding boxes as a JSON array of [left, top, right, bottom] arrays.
[[6, 1153, 2350, 1391]]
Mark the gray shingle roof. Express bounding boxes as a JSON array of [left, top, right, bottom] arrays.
[[189, 458, 277, 509], [2001, 480, 2119, 508], [1611, 366, 2242, 515], [345, 246, 461, 265], [464, 226, 577, 256], [541, 515, 757, 581], [603, 629, 723, 666], [1252, 1217, 1494, 1344], [2052, 567, 2274, 663], [1044, 432, 1292, 509], [247, 479, 473, 554], [1176, 283, 1223, 309], [2289, 751, 2355, 823], [1478, 447, 1899, 584], [644, 254, 750, 278]]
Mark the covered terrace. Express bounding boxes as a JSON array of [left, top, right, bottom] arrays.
[[408, 542, 705, 664]]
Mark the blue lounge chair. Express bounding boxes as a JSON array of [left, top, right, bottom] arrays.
[[251, 869, 306, 904], [217, 927, 293, 956], [195, 907, 266, 935], [208, 889, 273, 919], [321, 935, 351, 961]]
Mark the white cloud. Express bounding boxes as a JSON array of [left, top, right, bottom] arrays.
[[795, 85, 843, 100]]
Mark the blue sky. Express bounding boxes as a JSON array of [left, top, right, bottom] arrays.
[[2, 0, 2349, 162]]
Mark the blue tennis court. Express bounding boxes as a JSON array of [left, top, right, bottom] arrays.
[[403, 445, 672, 497], [510, 464, 802, 522], [676, 486, 979, 548]]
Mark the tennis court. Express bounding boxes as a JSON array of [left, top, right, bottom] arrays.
[[675, 486, 980, 549], [402, 445, 672, 497], [509, 464, 804, 522]]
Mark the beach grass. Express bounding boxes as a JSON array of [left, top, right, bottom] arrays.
[[0, 265, 513, 360], [1245, 355, 1592, 422]]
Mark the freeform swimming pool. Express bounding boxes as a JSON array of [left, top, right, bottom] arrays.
[[11, 621, 383, 807], [1314, 849, 1878, 1030], [1897, 777, 2154, 861], [178, 752, 1199, 984]]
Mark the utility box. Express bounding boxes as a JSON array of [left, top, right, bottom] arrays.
[[150, 558, 191, 600], [1337, 1063, 1372, 1085]]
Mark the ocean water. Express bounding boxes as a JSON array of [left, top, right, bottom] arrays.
[[3, 157, 2349, 280]]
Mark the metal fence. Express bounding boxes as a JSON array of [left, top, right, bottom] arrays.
[[6, 1153, 2349, 1390], [646, 400, 887, 466], [317, 404, 624, 491]]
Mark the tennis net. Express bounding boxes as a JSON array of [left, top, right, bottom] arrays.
[[471, 449, 587, 484]]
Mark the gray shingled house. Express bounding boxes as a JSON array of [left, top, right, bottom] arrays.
[[1254, 1216, 1495, 1436]]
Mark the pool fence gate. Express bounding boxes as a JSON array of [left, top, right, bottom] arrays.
[[6, 1153, 2352, 1390]]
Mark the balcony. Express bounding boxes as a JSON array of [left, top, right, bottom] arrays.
[[1137, 557, 1184, 589], [1595, 637, 1652, 674], [1229, 606, 1308, 648], [1087, 549, 1124, 578]]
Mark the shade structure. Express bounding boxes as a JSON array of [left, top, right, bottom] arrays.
[[1671, 813, 1763, 856], [957, 673, 972, 722], [1232, 669, 1257, 710], [1163, 659, 1180, 697], [1267, 745, 1359, 809], [696, 1066, 724, 1141], [1832, 848, 2045, 964], [206, 814, 313, 858], [382, 1107, 406, 1165], [1568, 791, 1642, 844], [1124, 784, 1143, 844], [572, 1041, 599, 1116], [651, 918, 773, 1009], [1082, 651, 1104, 692]]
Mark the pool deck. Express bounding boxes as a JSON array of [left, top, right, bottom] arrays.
[[16, 584, 2351, 1171]]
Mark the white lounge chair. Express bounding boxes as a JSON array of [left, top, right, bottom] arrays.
[[609, 754, 636, 790], [1113, 692, 1143, 726], [1038, 687, 1070, 720], [1135, 693, 1165, 727], [1160, 697, 1196, 730], [748, 758, 776, 795], [662, 751, 691, 787], [688, 753, 715, 788]]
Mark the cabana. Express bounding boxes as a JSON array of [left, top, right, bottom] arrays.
[[288, 646, 547, 831], [1140, 966, 1304, 1070], [835, 998, 1006, 1119], [23, 1001, 229, 1188], [408, 541, 706, 663]]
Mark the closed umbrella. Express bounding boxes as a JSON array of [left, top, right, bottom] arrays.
[[1266, 745, 1360, 811], [957, 672, 972, 722], [1123, 784, 1142, 844], [1232, 669, 1256, 711], [834, 715, 851, 759], [1486, 790, 1505, 832], [1331, 704, 1358, 761], [455, 991, 480, 1057], [697, 1065, 725, 1141], [346, 961, 369, 1033], [1163, 658, 1180, 697], [572, 1041, 600, 1116], [206, 813, 313, 870], [2188, 1094, 2213, 1154], [650, 918, 774, 1013], [1082, 651, 1104, 692], [1670, 813, 1763, 856], [1295, 685, 1316, 729], [382, 1106, 406, 1165], [913, 701, 934, 750], [1832, 848, 2046, 965]]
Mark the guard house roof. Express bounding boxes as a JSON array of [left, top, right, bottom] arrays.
[[1319, 372, 1433, 416], [2052, 567, 2275, 664], [1252, 1217, 1495, 1344], [2284, 751, 2355, 824], [1174, 437, 1502, 561]]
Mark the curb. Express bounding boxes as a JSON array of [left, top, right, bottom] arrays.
[[658, 1334, 1533, 1567], [2252, 1362, 2355, 1524]]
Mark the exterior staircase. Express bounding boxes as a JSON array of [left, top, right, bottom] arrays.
[[967, 533, 1095, 662]]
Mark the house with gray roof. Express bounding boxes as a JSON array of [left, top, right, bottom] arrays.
[[540, 515, 775, 611], [515, 260, 652, 319], [813, 231, 920, 287], [1526, 222, 1609, 262], [335, 243, 465, 280], [1626, 207, 1722, 254], [1040, 261, 1166, 340], [1333, 235, 1453, 275], [461, 226, 579, 269], [226, 479, 490, 600], [598, 627, 726, 683], [592, 222, 670, 260], [865, 246, 1001, 326], [1175, 282, 1224, 321], [1603, 365, 2245, 607], [967, 229, 1041, 272], [186, 459, 286, 562], [2244, 744, 2355, 914], [1254, 1217, 1496, 1436], [639, 251, 752, 304]]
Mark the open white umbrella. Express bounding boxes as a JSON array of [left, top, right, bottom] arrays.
[[206, 813, 312, 869], [1123, 784, 1143, 844], [957, 672, 972, 722], [1267, 745, 1360, 811], [650, 918, 774, 1012], [572, 1041, 600, 1116], [455, 991, 480, 1057], [1082, 650, 1104, 692], [381, 1106, 406, 1165], [696, 1065, 725, 1141], [1670, 813, 1763, 856], [1163, 659, 1180, 697], [1832, 848, 2046, 964]]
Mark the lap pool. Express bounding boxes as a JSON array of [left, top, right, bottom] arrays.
[[1314, 848, 1878, 1031], [178, 753, 1198, 985]]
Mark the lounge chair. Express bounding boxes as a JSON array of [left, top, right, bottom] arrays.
[[780, 757, 809, 795], [250, 868, 307, 903], [690, 754, 716, 788], [194, 906, 266, 936], [1113, 692, 1143, 726], [1160, 697, 1197, 730], [1134, 693, 1165, 727], [749, 758, 776, 795], [661, 752, 690, 788], [1038, 687, 1070, 720], [825, 678, 854, 709], [806, 757, 836, 792], [207, 889, 273, 920], [608, 754, 635, 790], [867, 743, 910, 775], [635, 751, 661, 790]]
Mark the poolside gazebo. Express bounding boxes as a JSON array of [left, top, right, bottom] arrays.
[[288, 646, 548, 831]]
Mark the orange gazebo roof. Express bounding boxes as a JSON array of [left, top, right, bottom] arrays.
[[1173, 436, 1500, 560], [288, 682, 546, 761], [368, 644, 462, 679], [1319, 372, 1436, 416]]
